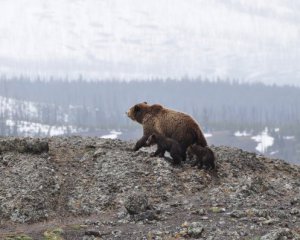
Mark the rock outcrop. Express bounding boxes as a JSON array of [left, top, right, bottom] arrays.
[[0, 136, 299, 239]]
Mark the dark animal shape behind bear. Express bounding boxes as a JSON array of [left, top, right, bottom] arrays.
[[145, 133, 183, 165], [189, 144, 215, 170], [126, 102, 212, 165]]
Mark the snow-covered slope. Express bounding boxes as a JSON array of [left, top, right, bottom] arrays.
[[5, 119, 79, 137], [0, 0, 299, 85], [0, 96, 82, 136], [0, 96, 39, 119]]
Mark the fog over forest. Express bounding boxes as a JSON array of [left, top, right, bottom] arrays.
[[0, 76, 299, 164], [1, 1, 300, 85]]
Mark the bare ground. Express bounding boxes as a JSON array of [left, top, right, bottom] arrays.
[[0, 136, 300, 240]]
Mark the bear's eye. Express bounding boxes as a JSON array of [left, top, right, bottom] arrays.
[[134, 106, 140, 112]]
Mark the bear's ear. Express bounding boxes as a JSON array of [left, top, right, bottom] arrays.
[[143, 101, 147, 104]]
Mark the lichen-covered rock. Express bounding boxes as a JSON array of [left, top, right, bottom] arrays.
[[0, 137, 299, 240], [187, 222, 204, 238], [230, 210, 247, 218], [0, 153, 59, 223], [261, 228, 300, 240], [0, 138, 49, 154], [3, 234, 33, 240], [124, 192, 149, 215], [43, 228, 64, 240]]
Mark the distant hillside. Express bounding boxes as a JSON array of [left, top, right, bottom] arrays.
[[1, 78, 300, 132]]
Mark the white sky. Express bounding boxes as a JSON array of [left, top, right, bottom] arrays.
[[0, 0, 300, 85]]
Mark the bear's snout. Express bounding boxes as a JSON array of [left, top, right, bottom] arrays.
[[126, 110, 133, 119], [126, 110, 131, 116]]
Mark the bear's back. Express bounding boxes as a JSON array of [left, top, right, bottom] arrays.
[[153, 107, 205, 148]]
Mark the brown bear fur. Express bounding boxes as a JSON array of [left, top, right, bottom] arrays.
[[145, 133, 183, 165], [189, 144, 215, 170], [126, 102, 214, 166]]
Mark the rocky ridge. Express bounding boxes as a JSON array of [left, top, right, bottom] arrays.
[[0, 136, 299, 239]]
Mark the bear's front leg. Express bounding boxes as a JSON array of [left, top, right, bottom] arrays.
[[150, 148, 165, 157], [134, 135, 148, 151], [197, 158, 204, 169]]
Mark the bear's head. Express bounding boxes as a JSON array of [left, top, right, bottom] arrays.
[[190, 144, 207, 156], [126, 102, 149, 123], [190, 143, 198, 151], [146, 134, 157, 146]]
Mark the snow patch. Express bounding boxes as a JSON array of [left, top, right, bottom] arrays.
[[283, 136, 295, 140], [101, 130, 122, 139], [204, 133, 213, 138], [251, 127, 274, 154], [270, 150, 279, 155], [234, 130, 251, 137]]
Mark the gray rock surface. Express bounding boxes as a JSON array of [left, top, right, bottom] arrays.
[[0, 137, 299, 240], [0, 137, 49, 154], [124, 192, 149, 215]]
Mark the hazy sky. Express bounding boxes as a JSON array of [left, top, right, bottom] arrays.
[[0, 0, 300, 85]]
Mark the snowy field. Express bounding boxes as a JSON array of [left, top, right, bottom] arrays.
[[0, 0, 299, 85]]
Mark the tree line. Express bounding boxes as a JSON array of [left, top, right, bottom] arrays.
[[0, 76, 299, 137]]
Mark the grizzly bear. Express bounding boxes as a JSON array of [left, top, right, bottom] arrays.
[[189, 144, 215, 170], [126, 102, 215, 167], [145, 133, 183, 164]]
